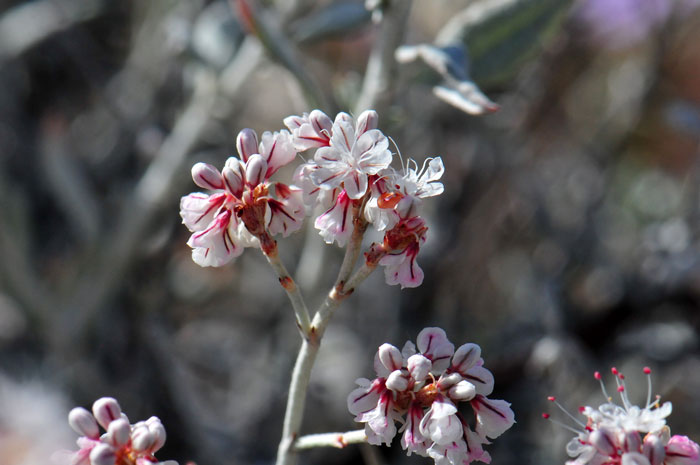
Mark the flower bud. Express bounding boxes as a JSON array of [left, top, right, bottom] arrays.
[[132, 425, 155, 452], [108, 418, 130, 447], [378, 343, 403, 372], [92, 398, 122, 430], [89, 444, 116, 465], [437, 372, 462, 390], [407, 354, 431, 382], [236, 128, 259, 162], [452, 343, 481, 374], [355, 110, 378, 135], [244, 154, 267, 187], [309, 109, 332, 135], [147, 417, 167, 452], [449, 380, 476, 401], [590, 428, 617, 456], [643, 433, 666, 465], [68, 407, 99, 438], [665, 435, 700, 465], [222, 158, 245, 197], [624, 430, 642, 453], [386, 370, 409, 392], [191, 163, 223, 190]]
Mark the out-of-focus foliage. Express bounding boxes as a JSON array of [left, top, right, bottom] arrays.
[[0, 1, 700, 465]]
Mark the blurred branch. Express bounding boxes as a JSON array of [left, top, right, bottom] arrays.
[[232, 0, 332, 109], [354, 0, 413, 115], [58, 69, 218, 343], [0, 0, 103, 62]]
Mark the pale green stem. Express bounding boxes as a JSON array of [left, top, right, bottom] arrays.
[[264, 249, 312, 338], [294, 430, 367, 450]]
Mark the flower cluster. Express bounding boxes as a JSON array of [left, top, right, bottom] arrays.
[[59, 397, 176, 465], [180, 129, 303, 266], [347, 327, 515, 464], [181, 109, 443, 288], [285, 109, 444, 288], [544, 367, 700, 465]]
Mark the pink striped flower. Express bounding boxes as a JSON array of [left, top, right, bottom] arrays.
[[57, 397, 176, 465], [180, 128, 304, 266], [348, 328, 514, 464], [545, 367, 700, 465]]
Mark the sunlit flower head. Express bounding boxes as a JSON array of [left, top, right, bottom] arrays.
[[544, 367, 700, 465], [348, 328, 514, 464], [55, 397, 177, 465]]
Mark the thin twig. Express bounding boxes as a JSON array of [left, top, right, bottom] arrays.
[[275, 246, 383, 465], [263, 246, 312, 337], [294, 429, 367, 450]]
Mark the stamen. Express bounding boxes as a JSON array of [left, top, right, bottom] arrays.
[[542, 415, 585, 435], [613, 369, 631, 410], [595, 371, 611, 401], [388, 136, 404, 170], [644, 367, 653, 408], [547, 396, 587, 428]]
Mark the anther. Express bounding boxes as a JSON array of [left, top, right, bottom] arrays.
[[617, 386, 625, 392], [643, 367, 651, 375], [542, 413, 550, 419]]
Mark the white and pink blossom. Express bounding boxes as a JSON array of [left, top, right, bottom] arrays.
[[57, 397, 176, 465], [180, 128, 304, 266], [545, 367, 700, 465], [348, 328, 515, 465]]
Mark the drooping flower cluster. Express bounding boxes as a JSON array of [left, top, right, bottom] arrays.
[[59, 397, 176, 465], [181, 109, 443, 288], [180, 128, 303, 266], [348, 328, 515, 464], [544, 367, 700, 465], [285, 109, 444, 288]]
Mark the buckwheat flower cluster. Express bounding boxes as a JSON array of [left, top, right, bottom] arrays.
[[347, 328, 515, 464], [285, 109, 444, 288], [544, 367, 700, 465], [59, 397, 176, 465], [180, 128, 303, 266]]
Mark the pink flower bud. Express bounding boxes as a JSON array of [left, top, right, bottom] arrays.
[[244, 154, 267, 187], [355, 110, 378, 135], [449, 380, 476, 401], [590, 428, 618, 456], [236, 128, 259, 162], [107, 418, 130, 447], [665, 435, 700, 465], [132, 425, 155, 452], [92, 398, 122, 430], [407, 354, 431, 382], [222, 158, 245, 197], [68, 407, 99, 438], [378, 343, 403, 372], [386, 370, 409, 392], [89, 444, 116, 465], [309, 109, 332, 135], [147, 417, 167, 452], [191, 163, 223, 190], [644, 433, 666, 465], [452, 343, 481, 375], [437, 372, 462, 390], [625, 430, 642, 453]]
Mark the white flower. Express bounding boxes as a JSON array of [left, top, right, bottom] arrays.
[[61, 398, 176, 465], [180, 129, 304, 266], [311, 111, 392, 199], [546, 367, 700, 465], [348, 328, 514, 465]]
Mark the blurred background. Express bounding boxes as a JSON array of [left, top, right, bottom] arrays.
[[1, 0, 700, 464]]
